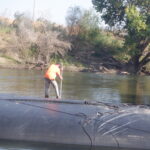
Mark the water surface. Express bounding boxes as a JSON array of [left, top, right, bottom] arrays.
[[0, 68, 150, 105]]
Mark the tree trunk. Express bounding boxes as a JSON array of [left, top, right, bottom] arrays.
[[126, 55, 141, 74], [127, 40, 150, 74]]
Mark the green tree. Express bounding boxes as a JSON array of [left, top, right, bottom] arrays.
[[66, 7, 100, 39], [77, 9, 100, 41], [66, 6, 82, 35], [92, 0, 150, 74]]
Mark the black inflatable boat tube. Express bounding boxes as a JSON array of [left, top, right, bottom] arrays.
[[0, 97, 150, 150]]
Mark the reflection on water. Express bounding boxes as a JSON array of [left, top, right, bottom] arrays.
[[0, 68, 150, 150]]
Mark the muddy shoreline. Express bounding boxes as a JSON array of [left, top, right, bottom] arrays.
[[0, 60, 129, 75]]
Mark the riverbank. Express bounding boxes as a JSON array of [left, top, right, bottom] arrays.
[[0, 56, 86, 72], [0, 56, 129, 75], [0, 56, 25, 69]]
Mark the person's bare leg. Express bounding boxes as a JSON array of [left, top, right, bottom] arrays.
[[51, 80, 60, 99]]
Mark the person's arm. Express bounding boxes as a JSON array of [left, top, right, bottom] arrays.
[[56, 69, 63, 80]]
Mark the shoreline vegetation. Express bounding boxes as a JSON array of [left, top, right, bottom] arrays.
[[0, 55, 129, 75], [0, 3, 149, 75]]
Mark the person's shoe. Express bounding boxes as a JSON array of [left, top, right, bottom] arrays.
[[45, 95, 49, 98], [56, 96, 61, 99]]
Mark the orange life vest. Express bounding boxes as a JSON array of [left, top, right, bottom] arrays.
[[44, 64, 60, 80]]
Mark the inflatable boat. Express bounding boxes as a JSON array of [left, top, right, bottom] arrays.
[[0, 97, 150, 150]]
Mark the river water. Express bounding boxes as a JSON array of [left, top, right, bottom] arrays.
[[0, 68, 150, 150]]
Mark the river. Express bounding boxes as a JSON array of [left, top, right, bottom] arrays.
[[0, 68, 150, 150]]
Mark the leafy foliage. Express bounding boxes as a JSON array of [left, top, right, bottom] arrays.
[[125, 5, 148, 55], [92, 0, 150, 74], [66, 6, 123, 59]]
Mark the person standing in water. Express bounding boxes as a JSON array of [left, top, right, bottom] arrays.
[[44, 63, 63, 99]]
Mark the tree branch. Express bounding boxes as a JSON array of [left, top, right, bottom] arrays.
[[140, 52, 150, 66]]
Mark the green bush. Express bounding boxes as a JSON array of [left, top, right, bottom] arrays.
[[0, 26, 12, 34]]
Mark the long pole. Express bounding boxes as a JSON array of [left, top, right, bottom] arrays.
[[60, 64, 63, 98]]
